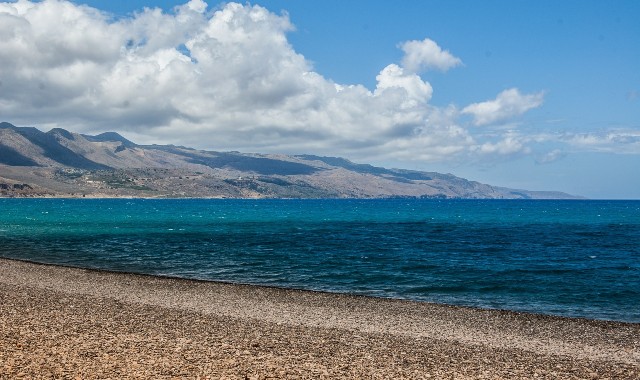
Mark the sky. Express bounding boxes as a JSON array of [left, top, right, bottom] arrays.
[[0, 1, 638, 198]]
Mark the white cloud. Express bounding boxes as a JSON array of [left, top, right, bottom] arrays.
[[0, 0, 478, 163], [399, 38, 462, 73], [462, 88, 544, 126], [535, 149, 566, 164], [472, 135, 531, 157], [374, 64, 433, 105], [6, 0, 634, 169], [185, 0, 207, 13], [565, 131, 640, 154]]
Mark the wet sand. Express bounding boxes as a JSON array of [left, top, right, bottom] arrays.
[[1, 258, 638, 379]]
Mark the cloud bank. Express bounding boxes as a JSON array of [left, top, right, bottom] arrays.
[[2, 0, 632, 166]]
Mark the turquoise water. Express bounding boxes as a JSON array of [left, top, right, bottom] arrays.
[[1, 199, 639, 322]]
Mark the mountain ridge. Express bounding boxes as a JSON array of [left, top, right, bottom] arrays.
[[0, 122, 581, 199]]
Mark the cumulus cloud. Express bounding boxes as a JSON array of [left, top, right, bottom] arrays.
[[374, 64, 433, 105], [462, 88, 544, 126], [399, 38, 462, 73], [6, 0, 627, 167]]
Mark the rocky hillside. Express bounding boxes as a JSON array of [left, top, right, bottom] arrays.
[[0, 122, 579, 199]]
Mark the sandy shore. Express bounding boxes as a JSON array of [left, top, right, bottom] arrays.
[[1, 258, 638, 379]]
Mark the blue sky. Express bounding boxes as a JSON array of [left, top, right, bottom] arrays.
[[1, 1, 639, 198]]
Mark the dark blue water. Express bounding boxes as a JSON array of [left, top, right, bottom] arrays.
[[1, 199, 639, 322]]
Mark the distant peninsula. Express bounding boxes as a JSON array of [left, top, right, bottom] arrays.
[[0, 122, 579, 199]]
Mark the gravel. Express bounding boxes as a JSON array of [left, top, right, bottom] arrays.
[[1, 258, 638, 379]]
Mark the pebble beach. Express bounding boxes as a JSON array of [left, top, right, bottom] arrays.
[[1, 258, 638, 379]]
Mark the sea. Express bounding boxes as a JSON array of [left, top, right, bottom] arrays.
[[1, 198, 638, 323]]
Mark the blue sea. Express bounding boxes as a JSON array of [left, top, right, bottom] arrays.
[[1, 199, 639, 322]]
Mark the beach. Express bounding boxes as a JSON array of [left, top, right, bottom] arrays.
[[1, 258, 638, 379]]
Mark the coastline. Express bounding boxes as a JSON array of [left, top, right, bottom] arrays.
[[1, 258, 638, 379]]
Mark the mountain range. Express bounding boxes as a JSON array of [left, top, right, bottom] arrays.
[[0, 122, 579, 199]]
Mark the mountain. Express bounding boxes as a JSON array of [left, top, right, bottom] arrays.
[[0, 122, 580, 199]]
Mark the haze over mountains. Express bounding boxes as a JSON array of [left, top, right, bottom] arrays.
[[0, 122, 578, 199]]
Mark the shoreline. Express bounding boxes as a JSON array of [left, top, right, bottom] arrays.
[[3, 256, 638, 325], [1, 258, 639, 378]]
